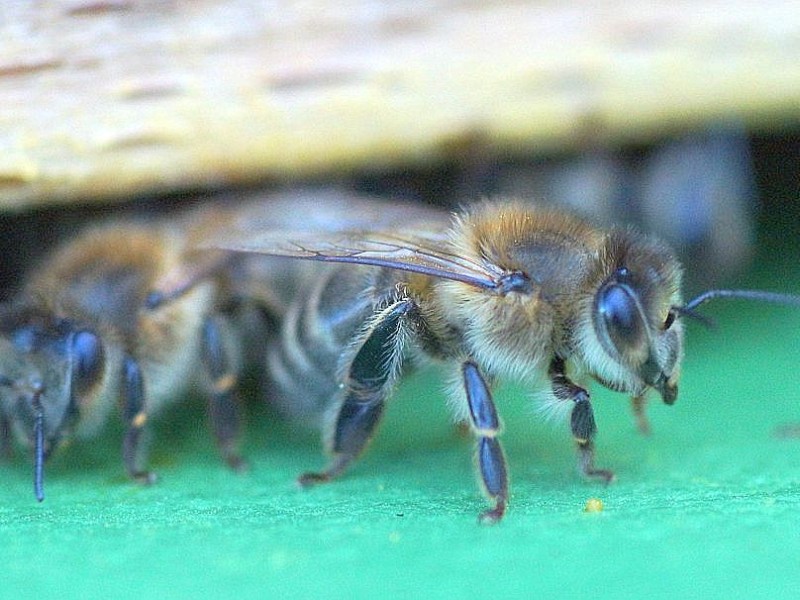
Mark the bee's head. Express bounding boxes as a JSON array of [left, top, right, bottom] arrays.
[[580, 231, 685, 404], [581, 230, 800, 406], [0, 305, 105, 501]]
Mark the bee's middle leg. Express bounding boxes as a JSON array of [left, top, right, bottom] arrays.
[[298, 297, 416, 487], [200, 314, 246, 472], [549, 357, 614, 483], [121, 356, 157, 485]]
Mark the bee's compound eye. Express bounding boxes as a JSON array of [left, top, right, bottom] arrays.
[[597, 284, 643, 348], [71, 331, 104, 389]]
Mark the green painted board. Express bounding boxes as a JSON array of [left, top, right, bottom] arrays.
[[2, 215, 799, 600]]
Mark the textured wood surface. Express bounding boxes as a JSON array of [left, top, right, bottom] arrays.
[[1, 0, 799, 210]]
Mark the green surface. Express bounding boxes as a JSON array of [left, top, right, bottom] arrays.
[[3, 224, 800, 600]]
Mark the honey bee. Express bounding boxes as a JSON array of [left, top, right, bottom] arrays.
[[195, 193, 800, 524], [0, 209, 248, 501]]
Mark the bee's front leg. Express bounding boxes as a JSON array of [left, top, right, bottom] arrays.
[[121, 357, 157, 485], [298, 297, 416, 487], [200, 315, 246, 472], [462, 360, 508, 524], [549, 357, 614, 483]]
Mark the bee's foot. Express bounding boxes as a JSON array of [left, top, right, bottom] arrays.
[[297, 471, 331, 488], [586, 468, 615, 484], [225, 454, 249, 473], [133, 471, 159, 486], [478, 500, 506, 525]]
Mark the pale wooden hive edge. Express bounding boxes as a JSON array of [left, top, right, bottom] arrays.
[[1, 0, 798, 210]]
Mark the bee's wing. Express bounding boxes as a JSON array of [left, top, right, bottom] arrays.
[[186, 189, 502, 290], [210, 228, 501, 289]]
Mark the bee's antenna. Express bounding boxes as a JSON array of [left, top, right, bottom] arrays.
[[30, 380, 45, 502], [670, 305, 716, 329], [0, 375, 46, 501], [683, 289, 800, 313], [33, 406, 45, 501]]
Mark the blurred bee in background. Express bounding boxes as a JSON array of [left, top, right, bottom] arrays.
[[166, 191, 798, 524], [0, 209, 249, 501]]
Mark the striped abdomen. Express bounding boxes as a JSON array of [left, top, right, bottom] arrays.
[[264, 264, 387, 427]]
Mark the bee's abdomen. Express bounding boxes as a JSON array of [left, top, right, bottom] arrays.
[[265, 265, 375, 426]]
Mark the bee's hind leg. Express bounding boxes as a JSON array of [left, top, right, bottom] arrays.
[[549, 357, 615, 483], [298, 297, 416, 488]]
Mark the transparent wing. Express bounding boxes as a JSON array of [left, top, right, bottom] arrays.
[[199, 190, 502, 290], [213, 229, 500, 289]]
